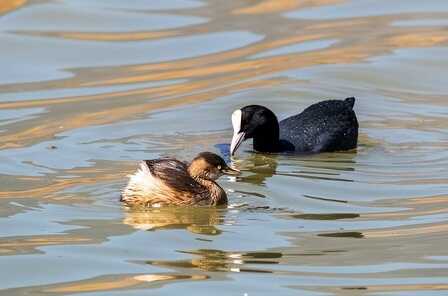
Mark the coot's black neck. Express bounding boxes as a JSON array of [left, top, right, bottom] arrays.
[[252, 115, 281, 153]]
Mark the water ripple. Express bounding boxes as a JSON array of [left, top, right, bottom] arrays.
[[1, 0, 448, 295]]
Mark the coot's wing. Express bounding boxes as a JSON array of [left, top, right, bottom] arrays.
[[279, 98, 358, 152]]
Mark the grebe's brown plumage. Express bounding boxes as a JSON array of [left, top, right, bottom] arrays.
[[121, 152, 239, 207]]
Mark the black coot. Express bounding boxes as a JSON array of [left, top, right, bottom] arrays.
[[230, 97, 358, 155]]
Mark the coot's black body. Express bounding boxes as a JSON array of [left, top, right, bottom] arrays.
[[279, 97, 358, 153], [230, 97, 358, 155]]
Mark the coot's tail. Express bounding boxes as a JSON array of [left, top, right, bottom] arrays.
[[344, 97, 355, 109]]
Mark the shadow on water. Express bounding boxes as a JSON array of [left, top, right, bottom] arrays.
[[318, 231, 365, 239], [290, 213, 360, 220]]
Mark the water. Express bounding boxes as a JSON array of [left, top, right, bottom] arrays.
[[1, 0, 448, 294]]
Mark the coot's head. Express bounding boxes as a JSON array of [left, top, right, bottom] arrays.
[[230, 105, 279, 155], [189, 152, 240, 180]]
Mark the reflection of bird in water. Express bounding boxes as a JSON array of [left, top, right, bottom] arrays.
[[122, 207, 224, 235], [147, 249, 282, 273], [233, 153, 278, 186], [121, 152, 239, 207]]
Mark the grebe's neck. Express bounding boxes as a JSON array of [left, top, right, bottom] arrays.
[[193, 177, 227, 206]]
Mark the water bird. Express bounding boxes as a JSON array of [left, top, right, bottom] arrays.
[[121, 152, 239, 207], [230, 97, 358, 155]]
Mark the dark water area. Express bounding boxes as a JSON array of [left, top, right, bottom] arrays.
[[1, 0, 448, 295]]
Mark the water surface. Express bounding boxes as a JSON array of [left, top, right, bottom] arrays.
[[1, 0, 448, 295]]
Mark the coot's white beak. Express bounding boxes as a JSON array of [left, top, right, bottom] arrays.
[[230, 109, 244, 156], [230, 131, 245, 156]]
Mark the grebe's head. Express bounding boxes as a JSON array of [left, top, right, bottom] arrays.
[[188, 152, 240, 180]]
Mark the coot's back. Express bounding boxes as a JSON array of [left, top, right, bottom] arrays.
[[279, 97, 358, 153]]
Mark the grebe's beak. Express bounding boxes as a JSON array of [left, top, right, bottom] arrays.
[[221, 165, 240, 175], [230, 131, 245, 156]]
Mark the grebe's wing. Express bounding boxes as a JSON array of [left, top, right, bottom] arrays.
[[145, 159, 207, 195]]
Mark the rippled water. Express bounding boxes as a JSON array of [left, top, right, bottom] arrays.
[[1, 0, 448, 295]]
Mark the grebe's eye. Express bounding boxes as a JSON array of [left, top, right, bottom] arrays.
[[217, 165, 221, 170]]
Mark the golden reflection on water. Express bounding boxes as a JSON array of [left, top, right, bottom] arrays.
[[364, 194, 448, 219], [354, 283, 448, 292], [148, 249, 282, 273], [27, 30, 181, 42], [365, 222, 448, 238], [123, 207, 224, 235], [0, 162, 126, 202], [0, 0, 26, 15], [233, 0, 343, 15], [0, 76, 285, 149], [1, 0, 448, 294], [0, 217, 133, 256], [1, 9, 447, 150], [45, 273, 207, 293], [0, 235, 90, 255], [0, 32, 443, 151], [41, 273, 208, 294], [314, 194, 448, 239]]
